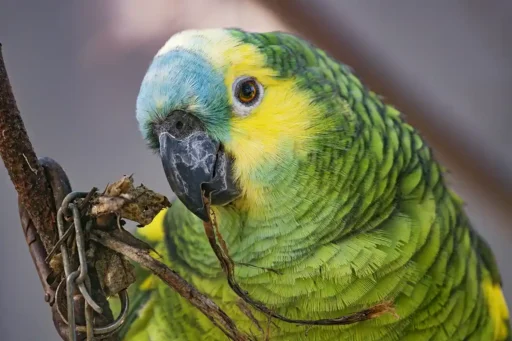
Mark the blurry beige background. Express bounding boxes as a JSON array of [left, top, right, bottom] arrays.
[[0, 1, 510, 340]]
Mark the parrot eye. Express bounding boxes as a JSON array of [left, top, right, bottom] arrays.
[[237, 80, 258, 103], [232, 76, 264, 117]]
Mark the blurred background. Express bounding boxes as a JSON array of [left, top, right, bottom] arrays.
[[0, 0, 510, 339]]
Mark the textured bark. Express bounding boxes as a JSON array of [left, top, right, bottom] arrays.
[[0, 44, 56, 252], [91, 230, 253, 341], [0, 45, 118, 340]]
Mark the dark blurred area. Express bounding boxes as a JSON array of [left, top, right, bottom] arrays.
[[0, 1, 510, 339]]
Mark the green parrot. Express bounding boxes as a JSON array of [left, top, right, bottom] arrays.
[[124, 28, 510, 340]]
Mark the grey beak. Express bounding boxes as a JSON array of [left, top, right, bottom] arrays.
[[158, 111, 240, 221], [159, 131, 217, 221]]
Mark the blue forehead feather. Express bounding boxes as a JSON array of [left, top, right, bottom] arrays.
[[136, 49, 231, 142]]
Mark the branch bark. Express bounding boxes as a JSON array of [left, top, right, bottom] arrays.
[[0, 43, 72, 339], [0, 44, 248, 341], [0, 43, 56, 252], [90, 230, 253, 341], [0, 45, 118, 340]]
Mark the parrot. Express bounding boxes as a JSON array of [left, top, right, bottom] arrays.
[[122, 28, 511, 340]]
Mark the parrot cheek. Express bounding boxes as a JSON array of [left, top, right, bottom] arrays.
[[158, 112, 240, 221]]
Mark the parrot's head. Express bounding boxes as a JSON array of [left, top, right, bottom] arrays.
[[136, 29, 345, 221]]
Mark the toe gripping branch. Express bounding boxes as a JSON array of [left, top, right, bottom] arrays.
[[19, 158, 129, 341]]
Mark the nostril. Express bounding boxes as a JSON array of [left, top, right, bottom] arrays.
[[175, 121, 184, 130]]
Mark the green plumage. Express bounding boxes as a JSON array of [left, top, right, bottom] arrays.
[[127, 29, 510, 340]]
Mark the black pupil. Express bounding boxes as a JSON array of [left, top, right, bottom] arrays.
[[240, 81, 256, 99]]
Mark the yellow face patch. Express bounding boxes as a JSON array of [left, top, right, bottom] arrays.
[[221, 47, 323, 208], [156, 29, 324, 208]]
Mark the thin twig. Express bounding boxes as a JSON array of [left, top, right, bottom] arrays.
[[203, 198, 396, 326], [90, 230, 253, 341]]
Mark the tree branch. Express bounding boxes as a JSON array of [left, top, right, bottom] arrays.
[[0, 44, 56, 252], [90, 230, 253, 341], [0, 44, 118, 340], [0, 44, 249, 341], [0, 43, 72, 339]]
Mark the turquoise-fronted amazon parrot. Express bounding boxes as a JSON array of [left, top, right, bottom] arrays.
[[123, 28, 510, 340]]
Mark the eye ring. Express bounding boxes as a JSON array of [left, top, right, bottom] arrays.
[[232, 76, 264, 117]]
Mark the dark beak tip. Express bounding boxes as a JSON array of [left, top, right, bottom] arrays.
[[193, 207, 210, 222]]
